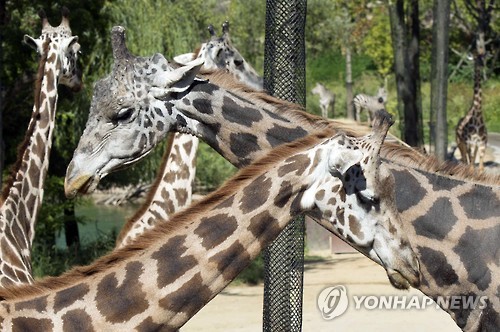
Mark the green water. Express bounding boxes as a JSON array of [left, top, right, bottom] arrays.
[[56, 202, 141, 247]]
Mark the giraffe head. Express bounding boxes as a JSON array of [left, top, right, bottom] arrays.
[[174, 21, 263, 90], [303, 110, 420, 289], [64, 26, 204, 197], [23, 7, 82, 92]]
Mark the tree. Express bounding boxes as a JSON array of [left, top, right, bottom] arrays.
[[430, 0, 451, 160], [387, 0, 424, 147]]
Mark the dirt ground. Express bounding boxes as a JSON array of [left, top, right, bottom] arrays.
[[182, 253, 460, 331]]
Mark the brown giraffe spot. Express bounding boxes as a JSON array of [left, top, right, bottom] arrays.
[[240, 174, 272, 213], [153, 235, 197, 288], [159, 272, 212, 316], [209, 241, 251, 281], [62, 309, 95, 332], [247, 211, 281, 246], [417, 246, 458, 287], [1, 239, 24, 274], [178, 164, 191, 180], [338, 189, 346, 203], [183, 140, 193, 155], [414, 197, 457, 240], [194, 214, 238, 249], [336, 207, 345, 226], [315, 190, 325, 201], [95, 261, 148, 323], [391, 169, 426, 211], [311, 149, 322, 172], [266, 124, 308, 148], [458, 186, 500, 220], [229, 132, 259, 164], [277, 154, 311, 177], [274, 180, 293, 208], [221, 96, 264, 127], [135, 317, 165, 332], [173, 188, 189, 206], [290, 188, 306, 215], [54, 283, 90, 313], [12, 317, 53, 332], [192, 97, 213, 114], [453, 225, 499, 291], [214, 194, 235, 209], [14, 295, 48, 312], [31, 133, 45, 159], [328, 197, 337, 205], [331, 184, 340, 193], [348, 216, 364, 240]]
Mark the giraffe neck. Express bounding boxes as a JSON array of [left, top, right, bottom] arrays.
[[115, 133, 199, 247], [0, 133, 333, 331], [470, 57, 483, 118], [0, 40, 61, 286], [167, 75, 329, 168], [382, 147, 500, 331]]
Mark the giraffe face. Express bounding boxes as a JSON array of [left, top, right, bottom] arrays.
[[65, 27, 204, 197], [23, 22, 82, 92], [176, 21, 263, 91], [301, 131, 420, 289]]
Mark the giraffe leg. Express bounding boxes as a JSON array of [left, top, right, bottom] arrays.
[[456, 140, 468, 164], [471, 145, 479, 168], [478, 144, 486, 172]]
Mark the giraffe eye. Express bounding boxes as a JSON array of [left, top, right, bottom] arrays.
[[114, 108, 134, 122], [356, 192, 379, 206]]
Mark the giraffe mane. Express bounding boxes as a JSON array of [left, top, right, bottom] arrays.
[[0, 127, 338, 302], [115, 133, 177, 245], [1, 39, 50, 202], [381, 143, 500, 186]]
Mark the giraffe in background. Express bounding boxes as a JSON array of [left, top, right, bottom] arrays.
[[65, 27, 499, 330], [455, 33, 488, 171], [0, 111, 420, 330], [0, 8, 81, 286]]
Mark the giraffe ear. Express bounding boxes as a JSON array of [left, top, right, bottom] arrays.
[[173, 53, 196, 65], [328, 148, 363, 175], [161, 58, 204, 93], [23, 35, 41, 52]]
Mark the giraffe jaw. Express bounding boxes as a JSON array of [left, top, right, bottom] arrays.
[[64, 173, 100, 198]]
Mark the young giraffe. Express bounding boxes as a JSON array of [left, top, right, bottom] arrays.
[[455, 36, 488, 171], [174, 21, 263, 91], [0, 8, 81, 286], [115, 132, 198, 247], [65, 27, 498, 330], [0, 112, 420, 331]]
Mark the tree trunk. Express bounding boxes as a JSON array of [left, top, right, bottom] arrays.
[[0, 0, 5, 185], [345, 47, 354, 120], [64, 204, 80, 251], [430, 0, 451, 160]]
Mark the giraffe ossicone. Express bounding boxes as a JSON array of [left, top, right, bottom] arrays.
[[0, 112, 419, 330]]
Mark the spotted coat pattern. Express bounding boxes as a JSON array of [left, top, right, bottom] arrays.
[[0, 8, 81, 287], [0, 118, 420, 331], [65, 26, 499, 330]]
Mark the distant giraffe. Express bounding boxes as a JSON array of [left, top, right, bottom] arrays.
[[311, 82, 335, 118], [0, 7, 81, 286], [65, 27, 499, 330], [174, 21, 263, 91], [0, 112, 420, 331], [455, 34, 487, 171]]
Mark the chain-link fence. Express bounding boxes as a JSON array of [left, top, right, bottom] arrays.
[[263, 0, 307, 331]]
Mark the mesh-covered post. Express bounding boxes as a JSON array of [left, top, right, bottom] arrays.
[[263, 0, 306, 331]]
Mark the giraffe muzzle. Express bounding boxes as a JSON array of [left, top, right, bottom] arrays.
[[64, 173, 99, 198]]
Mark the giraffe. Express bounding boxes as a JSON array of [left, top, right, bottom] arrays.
[[311, 82, 335, 119], [455, 33, 487, 171], [114, 132, 198, 247], [117, 21, 265, 247], [0, 112, 420, 331], [0, 8, 81, 286], [173, 21, 264, 91], [64, 26, 498, 330]]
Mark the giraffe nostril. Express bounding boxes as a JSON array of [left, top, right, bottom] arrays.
[[234, 59, 243, 67]]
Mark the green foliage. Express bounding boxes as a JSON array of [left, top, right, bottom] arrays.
[[234, 254, 264, 286], [361, 7, 393, 77], [195, 142, 236, 193], [31, 231, 116, 278]]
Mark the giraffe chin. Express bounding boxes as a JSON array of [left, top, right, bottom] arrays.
[[387, 269, 420, 290], [64, 174, 100, 199]]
